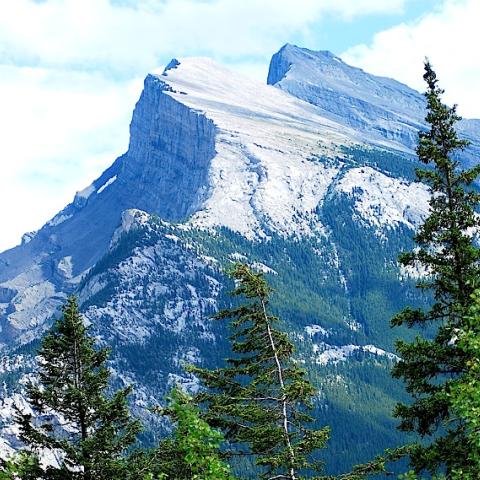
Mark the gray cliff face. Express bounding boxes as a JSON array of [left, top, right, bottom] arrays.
[[122, 74, 216, 220], [0, 75, 216, 345], [266, 45, 293, 85], [268, 44, 480, 161]]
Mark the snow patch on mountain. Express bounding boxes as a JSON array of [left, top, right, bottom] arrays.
[[156, 57, 361, 238], [313, 342, 399, 366], [337, 166, 430, 231], [97, 175, 117, 194]]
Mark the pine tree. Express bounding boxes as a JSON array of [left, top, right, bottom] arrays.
[[190, 263, 330, 480], [391, 60, 480, 475], [397, 291, 480, 480], [16, 296, 141, 480]]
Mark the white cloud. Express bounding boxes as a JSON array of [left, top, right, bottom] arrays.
[[0, 0, 409, 251], [342, 0, 480, 118], [1, 0, 407, 75], [0, 66, 142, 250]]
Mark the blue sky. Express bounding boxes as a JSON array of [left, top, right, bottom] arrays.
[[0, 0, 478, 250], [290, 0, 441, 54]]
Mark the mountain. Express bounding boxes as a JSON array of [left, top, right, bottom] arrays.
[[0, 45, 478, 474], [268, 44, 480, 162]]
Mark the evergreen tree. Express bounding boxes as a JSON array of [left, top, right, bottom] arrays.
[[391, 60, 480, 475], [190, 263, 330, 480], [397, 291, 480, 480], [16, 296, 141, 480]]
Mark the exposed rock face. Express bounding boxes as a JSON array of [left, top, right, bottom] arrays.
[[123, 74, 216, 220], [267, 44, 424, 150], [268, 44, 480, 162]]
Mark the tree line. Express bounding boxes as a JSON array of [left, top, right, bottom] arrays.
[[2, 61, 480, 479]]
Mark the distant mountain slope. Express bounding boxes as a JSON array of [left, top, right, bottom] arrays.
[[0, 54, 433, 346]]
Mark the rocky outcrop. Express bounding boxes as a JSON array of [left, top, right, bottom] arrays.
[[122, 74, 216, 220]]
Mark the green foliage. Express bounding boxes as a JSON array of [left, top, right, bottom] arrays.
[[391, 61, 480, 475], [127, 387, 233, 480], [447, 290, 480, 478], [160, 388, 234, 480], [16, 296, 142, 480], [318, 445, 413, 480], [0, 452, 42, 480], [191, 263, 330, 480], [339, 146, 423, 182], [397, 471, 446, 480]]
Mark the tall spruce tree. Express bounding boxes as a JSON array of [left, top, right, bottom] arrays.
[[16, 296, 141, 480], [391, 60, 480, 475], [397, 291, 480, 480], [190, 263, 330, 480]]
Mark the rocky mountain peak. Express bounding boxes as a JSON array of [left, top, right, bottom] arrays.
[[267, 44, 480, 160], [267, 43, 341, 85], [0, 47, 476, 348]]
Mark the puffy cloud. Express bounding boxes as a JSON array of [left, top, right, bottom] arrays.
[[0, 66, 142, 250], [1, 0, 407, 75], [342, 0, 480, 118]]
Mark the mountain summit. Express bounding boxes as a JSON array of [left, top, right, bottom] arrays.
[[0, 54, 432, 345], [268, 44, 480, 159]]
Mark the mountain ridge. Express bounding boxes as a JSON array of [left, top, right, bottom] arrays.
[[0, 52, 435, 345], [268, 43, 480, 160]]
